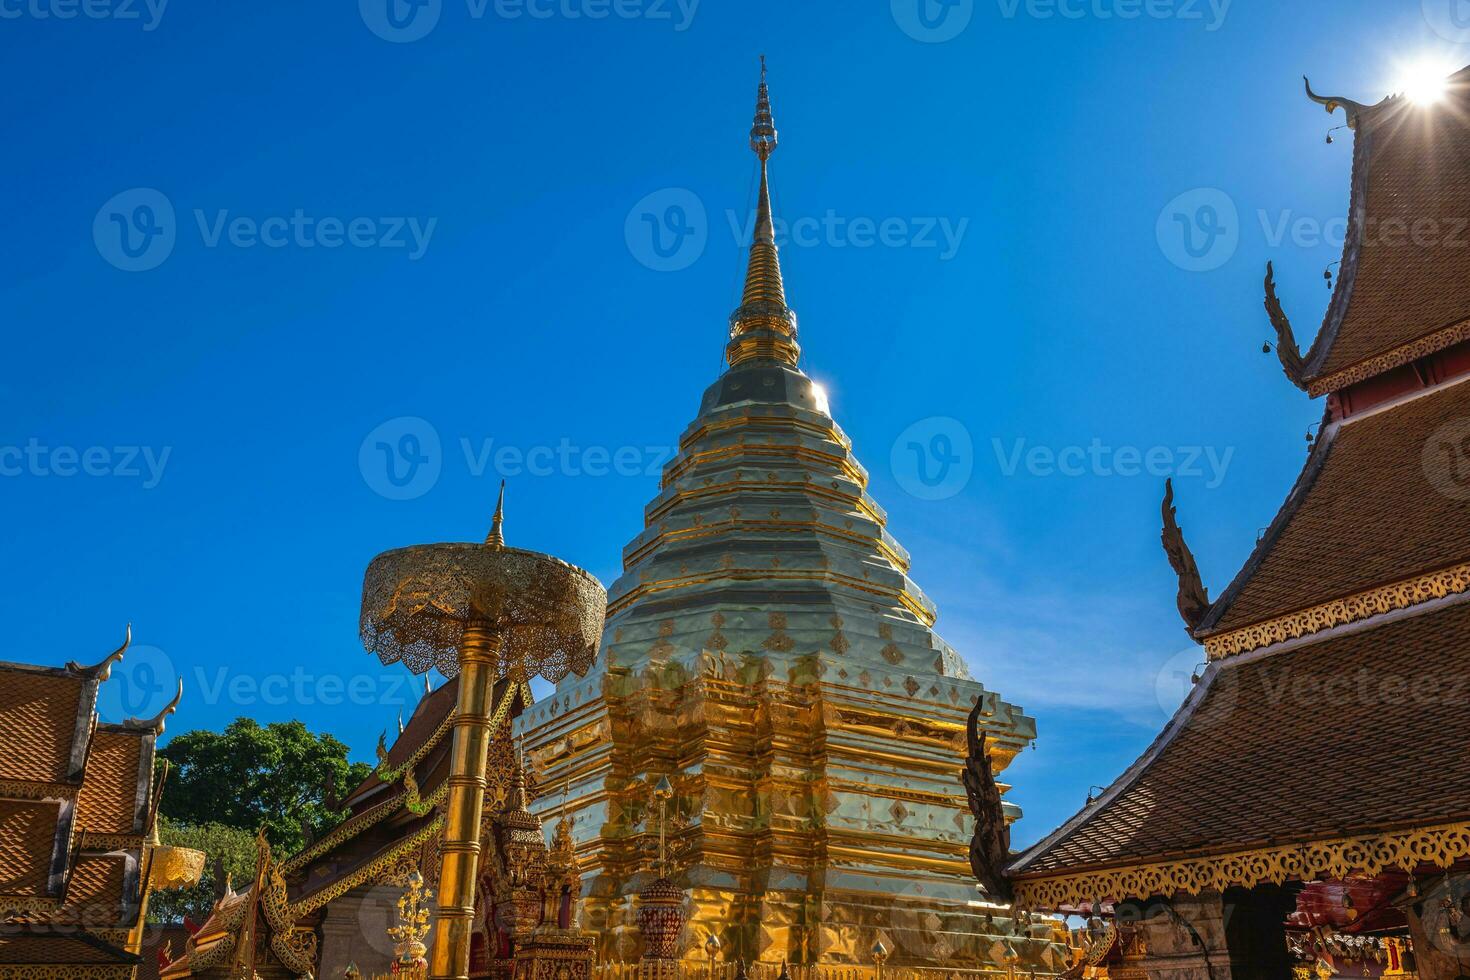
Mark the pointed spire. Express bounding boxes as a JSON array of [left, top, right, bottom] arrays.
[[727, 56, 801, 369], [485, 479, 507, 548]]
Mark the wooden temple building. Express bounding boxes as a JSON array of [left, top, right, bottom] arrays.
[[0, 628, 204, 979], [999, 68, 1470, 979]]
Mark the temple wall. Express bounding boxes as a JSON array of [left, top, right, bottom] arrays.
[[316, 884, 400, 978]]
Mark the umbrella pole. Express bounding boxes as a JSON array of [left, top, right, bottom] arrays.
[[430, 621, 502, 980]]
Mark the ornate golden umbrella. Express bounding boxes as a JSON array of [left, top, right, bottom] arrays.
[[360, 485, 605, 980]]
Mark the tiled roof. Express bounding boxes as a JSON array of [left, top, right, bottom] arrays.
[[52, 853, 130, 927], [0, 927, 137, 965], [0, 667, 87, 784], [0, 799, 63, 898], [1306, 69, 1470, 383], [342, 676, 458, 808], [1013, 598, 1470, 876], [1201, 378, 1470, 635], [78, 729, 147, 836]]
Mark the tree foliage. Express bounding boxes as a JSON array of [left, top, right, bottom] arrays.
[[159, 717, 372, 856], [148, 818, 258, 924]]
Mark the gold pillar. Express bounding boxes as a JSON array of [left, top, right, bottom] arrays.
[[431, 622, 503, 980]]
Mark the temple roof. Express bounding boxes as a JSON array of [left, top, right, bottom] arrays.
[[0, 633, 184, 958], [1301, 65, 1470, 394], [0, 663, 96, 786], [0, 926, 138, 966], [1011, 596, 1470, 892], [1195, 375, 1470, 652]]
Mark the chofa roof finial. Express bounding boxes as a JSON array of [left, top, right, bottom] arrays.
[[68, 623, 131, 680], [1304, 75, 1374, 129], [1161, 479, 1212, 632], [125, 677, 184, 735]]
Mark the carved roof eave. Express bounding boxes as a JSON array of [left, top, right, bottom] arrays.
[[1013, 817, 1470, 910], [1190, 407, 1338, 640], [1008, 658, 1220, 880]]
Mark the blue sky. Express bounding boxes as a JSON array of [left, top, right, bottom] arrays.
[[3, 0, 1464, 847]]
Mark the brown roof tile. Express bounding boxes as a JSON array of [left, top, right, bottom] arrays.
[[1204, 378, 1470, 634], [1308, 72, 1470, 382], [0, 927, 137, 965], [0, 667, 87, 784], [1014, 599, 1470, 876], [45, 852, 131, 929], [78, 730, 146, 836], [0, 800, 63, 898]]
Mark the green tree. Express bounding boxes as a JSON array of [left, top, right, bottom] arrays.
[[148, 818, 258, 924], [159, 718, 373, 855]]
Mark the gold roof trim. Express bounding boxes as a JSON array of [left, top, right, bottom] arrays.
[[1305, 315, 1470, 396], [0, 779, 80, 802], [1014, 818, 1470, 910], [289, 814, 444, 918], [281, 789, 405, 874], [1203, 559, 1470, 658]]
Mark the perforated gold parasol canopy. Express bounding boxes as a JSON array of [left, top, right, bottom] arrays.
[[359, 541, 604, 680]]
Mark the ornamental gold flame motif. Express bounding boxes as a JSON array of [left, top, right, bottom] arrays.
[[389, 869, 434, 973], [359, 483, 606, 980]]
